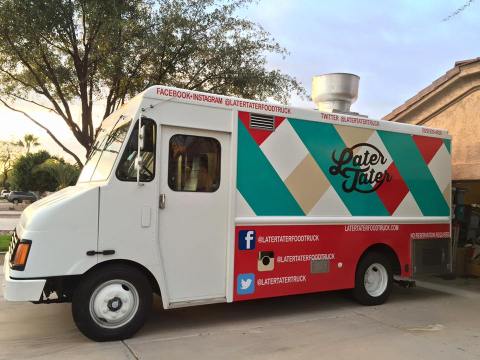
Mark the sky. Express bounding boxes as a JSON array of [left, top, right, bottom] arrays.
[[1, 0, 480, 163], [240, 0, 480, 115]]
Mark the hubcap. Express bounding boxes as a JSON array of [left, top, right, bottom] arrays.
[[107, 297, 123, 312], [89, 280, 139, 329], [364, 263, 388, 297]]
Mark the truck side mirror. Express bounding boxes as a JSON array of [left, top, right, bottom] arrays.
[[137, 118, 144, 185], [135, 117, 155, 185], [135, 156, 143, 171], [139, 123, 146, 150]]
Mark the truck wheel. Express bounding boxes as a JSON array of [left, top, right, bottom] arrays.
[[353, 252, 393, 306], [72, 264, 152, 341]]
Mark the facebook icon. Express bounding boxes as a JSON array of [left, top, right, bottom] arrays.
[[239, 230, 256, 250]]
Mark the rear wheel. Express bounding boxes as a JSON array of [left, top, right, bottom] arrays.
[[353, 252, 393, 306], [72, 264, 152, 341]]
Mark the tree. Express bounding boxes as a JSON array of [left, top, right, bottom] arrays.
[[0, 140, 22, 189], [10, 151, 58, 192], [0, 0, 304, 167], [34, 158, 79, 190], [16, 134, 40, 154], [442, 0, 475, 21]]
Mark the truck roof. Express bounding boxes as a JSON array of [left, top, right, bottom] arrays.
[[139, 85, 450, 139]]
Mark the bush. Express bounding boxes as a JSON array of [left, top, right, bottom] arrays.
[[34, 158, 80, 190], [10, 151, 79, 192]]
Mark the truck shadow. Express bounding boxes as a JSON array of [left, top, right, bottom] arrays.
[[139, 285, 454, 339]]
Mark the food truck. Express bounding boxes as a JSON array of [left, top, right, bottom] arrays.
[[3, 74, 452, 341]]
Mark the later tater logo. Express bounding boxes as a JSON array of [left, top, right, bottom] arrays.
[[329, 143, 392, 193]]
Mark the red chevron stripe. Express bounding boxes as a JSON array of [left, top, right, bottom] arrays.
[[238, 111, 285, 145], [376, 162, 409, 214], [412, 135, 443, 164]]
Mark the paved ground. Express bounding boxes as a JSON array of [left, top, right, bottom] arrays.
[[0, 217, 18, 231], [1, 267, 480, 360], [0, 210, 21, 231]]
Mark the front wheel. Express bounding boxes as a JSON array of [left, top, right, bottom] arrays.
[[72, 264, 153, 341], [353, 252, 393, 306]]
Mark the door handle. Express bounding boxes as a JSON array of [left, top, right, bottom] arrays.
[[159, 193, 166, 209], [86, 250, 115, 256]]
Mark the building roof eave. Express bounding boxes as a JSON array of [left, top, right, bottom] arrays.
[[383, 57, 480, 121]]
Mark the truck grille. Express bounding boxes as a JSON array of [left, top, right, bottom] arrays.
[[9, 230, 19, 264]]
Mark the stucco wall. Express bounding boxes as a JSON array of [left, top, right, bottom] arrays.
[[385, 66, 480, 181], [423, 89, 480, 181]]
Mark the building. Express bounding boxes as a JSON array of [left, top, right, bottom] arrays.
[[383, 58, 480, 205]]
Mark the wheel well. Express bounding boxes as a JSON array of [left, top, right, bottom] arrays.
[[86, 259, 161, 294], [43, 259, 161, 303], [359, 244, 401, 275]]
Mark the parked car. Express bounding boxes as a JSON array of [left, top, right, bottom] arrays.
[[1, 190, 10, 199], [7, 191, 37, 204]]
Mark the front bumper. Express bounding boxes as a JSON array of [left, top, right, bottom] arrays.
[[3, 255, 45, 302]]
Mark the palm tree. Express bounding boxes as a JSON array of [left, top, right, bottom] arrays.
[[17, 134, 40, 153]]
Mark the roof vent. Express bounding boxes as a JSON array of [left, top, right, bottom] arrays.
[[250, 113, 275, 130], [312, 73, 359, 113]]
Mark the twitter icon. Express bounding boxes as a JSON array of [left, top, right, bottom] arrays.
[[237, 273, 255, 295]]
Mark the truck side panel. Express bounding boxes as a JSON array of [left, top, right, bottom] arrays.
[[233, 223, 449, 301], [233, 111, 451, 301], [236, 112, 451, 218]]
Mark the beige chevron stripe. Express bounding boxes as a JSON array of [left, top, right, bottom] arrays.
[[284, 154, 330, 214], [443, 183, 451, 205], [334, 124, 375, 153]]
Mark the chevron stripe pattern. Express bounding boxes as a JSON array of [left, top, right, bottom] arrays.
[[236, 111, 451, 217]]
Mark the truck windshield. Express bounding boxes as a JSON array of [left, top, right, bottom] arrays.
[[77, 115, 132, 183]]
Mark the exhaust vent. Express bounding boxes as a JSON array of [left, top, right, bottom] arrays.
[[312, 73, 359, 113], [250, 113, 275, 130]]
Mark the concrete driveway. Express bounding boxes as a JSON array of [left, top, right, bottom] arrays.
[[1, 267, 480, 360], [0, 211, 21, 231]]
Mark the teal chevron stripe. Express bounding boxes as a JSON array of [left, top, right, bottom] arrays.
[[237, 120, 304, 216], [289, 118, 389, 216], [443, 139, 451, 154], [378, 131, 449, 216]]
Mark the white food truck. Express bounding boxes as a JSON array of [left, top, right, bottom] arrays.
[[3, 74, 452, 341]]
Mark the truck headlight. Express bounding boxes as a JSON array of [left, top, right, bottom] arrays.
[[11, 240, 31, 271]]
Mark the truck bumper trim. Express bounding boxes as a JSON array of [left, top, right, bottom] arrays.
[[3, 261, 45, 302]]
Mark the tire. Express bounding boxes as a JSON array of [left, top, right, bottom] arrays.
[[13, 199, 19, 205], [72, 264, 153, 341], [352, 252, 393, 306]]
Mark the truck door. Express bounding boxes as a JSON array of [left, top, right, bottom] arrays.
[[158, 125, 231, 303]]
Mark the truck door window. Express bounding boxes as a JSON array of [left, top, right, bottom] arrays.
[[116, 118, 157, 182], [168, 135, 221, 192]]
